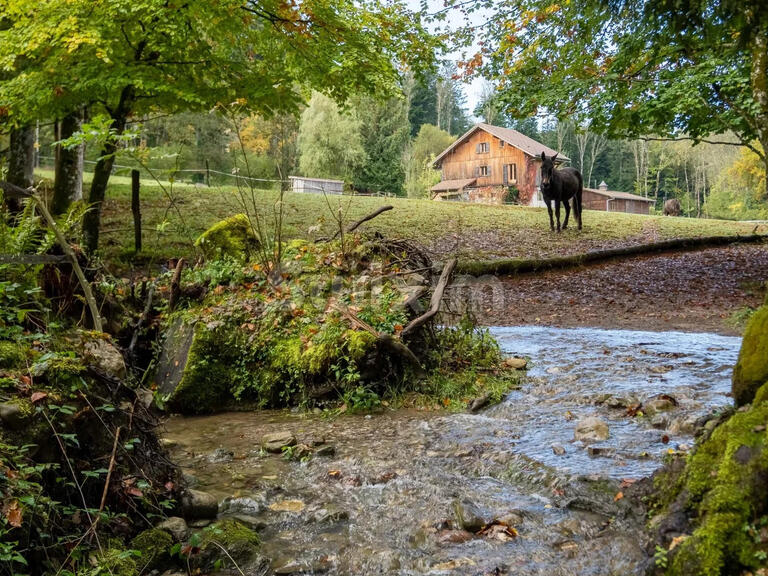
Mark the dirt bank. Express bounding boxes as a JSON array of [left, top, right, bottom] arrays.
[[466, 243, 768, 335]]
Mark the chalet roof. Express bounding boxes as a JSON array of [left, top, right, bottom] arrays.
[[431, 178, 477, 192], [584, 187, 655, 203], [433, 123, 569, 167]]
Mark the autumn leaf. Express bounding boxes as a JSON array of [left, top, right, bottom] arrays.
[[4, 501, 22, 528], [614, 491, 624, 501], [30, 391, 48, 403]]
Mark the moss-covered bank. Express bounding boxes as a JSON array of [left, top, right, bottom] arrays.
[[650, 337, 768, 576], [732, 303, 768, 406], [153, 227, 523, 414]]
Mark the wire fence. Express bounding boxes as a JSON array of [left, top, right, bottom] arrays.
[[35, 156, 394, 197]]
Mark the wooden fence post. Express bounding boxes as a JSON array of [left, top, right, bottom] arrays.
[[131, 169, 142, 253], [205, 159, 210, 187]]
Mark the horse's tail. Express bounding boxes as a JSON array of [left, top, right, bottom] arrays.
[[575, 171, 584, 227]]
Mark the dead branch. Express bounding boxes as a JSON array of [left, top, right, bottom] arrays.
[[318, 205, 393, 242], [168, 258, 185, 312], [128, 283, 155, 359], [98, 426, 121, 517], [34, 195, 103, 332], [333, 305, 424, 374], [402, 285, 428, 314], [400, 258, 457, 339]]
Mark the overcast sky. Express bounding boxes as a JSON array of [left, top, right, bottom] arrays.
[[407, 0, 489, 117]]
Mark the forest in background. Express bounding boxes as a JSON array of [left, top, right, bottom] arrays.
[[5, 68, 766, 221]]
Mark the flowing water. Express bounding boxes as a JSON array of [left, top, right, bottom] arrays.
[[163, 326, 741, 575]]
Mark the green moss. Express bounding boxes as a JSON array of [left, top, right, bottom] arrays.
[[195, 213, 259, 261], [170, 323, 236, 414], [202, 518, 260, 562], [93, 546, 139, 576], [131, 528, 172, 569], [663, 399, 768, 575], [753, 381, 768, 406], [732, 304, 768, 406], [0, 341, 28, 369]]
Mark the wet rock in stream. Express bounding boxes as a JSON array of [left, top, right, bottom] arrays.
[[262, 431, 297, 453], [573, 416, 610, 442], [180, 489, 219, 519]]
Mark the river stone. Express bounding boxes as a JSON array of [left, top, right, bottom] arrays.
[[643, 398, 676, 416], [504, 357, 528, 370], [181, 489, 219, 519], [315, 444, 336, 457], [552, 443, 566, 456], [0, 402, 28, 430], [453, 499, 486, 532], [262, 431, 296, 453], [467, 393, 490, 413], [732, 305, 768, 406], [82, 337, 126, 379], [158, 516, 188, 542], [574, 417, 610, 442]]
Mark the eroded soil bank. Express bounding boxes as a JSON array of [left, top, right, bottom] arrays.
[[163, 326, 740, 575], [464, 243, 768, 335]]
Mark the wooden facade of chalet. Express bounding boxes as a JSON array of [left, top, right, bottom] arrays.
[[583, 181, 654, 214], [431, 123, 568, 205]]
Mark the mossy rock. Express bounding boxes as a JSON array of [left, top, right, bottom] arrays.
[[155, 318, 233, 414], [662, 392, 768, 575], [732, 304, 768, 406], [195, 213, 259, 261], [0, 340, 29, 369], [131, 528, 173, 569], [190, 518, 261, 571], [92, 546, 139, 576]]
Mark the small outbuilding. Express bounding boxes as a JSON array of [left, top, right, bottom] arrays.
[[582, 181, 655, 214], [289, 176, 344, 195]]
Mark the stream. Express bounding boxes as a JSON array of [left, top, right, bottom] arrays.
[[163, 326, 741, 575]]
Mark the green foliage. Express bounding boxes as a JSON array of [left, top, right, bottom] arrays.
[[354, 96, 410, 195], [404, 124, 455, 198], [343, 386, 382, 413], [297, 93, 366, 181], [195, 213, 259, 262], [470, 0, 768, 154]]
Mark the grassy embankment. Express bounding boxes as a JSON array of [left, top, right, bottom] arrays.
[[36, 170, 766, 268]]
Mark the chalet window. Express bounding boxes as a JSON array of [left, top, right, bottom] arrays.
[[499, 140, 505, 148], [503, 163, 517, 185], [475, 142, 490, 154], [477, 165, 490, 177]]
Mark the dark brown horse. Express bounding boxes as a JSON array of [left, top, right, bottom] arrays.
[[540, 152, 583, 232]]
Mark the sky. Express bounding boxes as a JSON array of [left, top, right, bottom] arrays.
[[407, 0, 489, 117]]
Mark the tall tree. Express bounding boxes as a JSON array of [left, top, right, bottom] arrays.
[[0, 0, 437, 252], [463, 0, 768, 200], [355, 96, 410, 195], [404, 123, 455, 197], [297, 93, 366, 182]]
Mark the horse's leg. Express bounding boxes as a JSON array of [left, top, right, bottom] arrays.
[[546, 198, 555, 231], [562, 198, 571, 230], [555, 198, 562, 232], [577, 189, 583, 230]]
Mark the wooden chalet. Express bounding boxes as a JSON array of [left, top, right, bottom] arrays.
[[431, 123, 568, 206], [583, 181, 654, 214]]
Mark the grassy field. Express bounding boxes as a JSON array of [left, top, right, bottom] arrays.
[[37, 170, 767, 268]]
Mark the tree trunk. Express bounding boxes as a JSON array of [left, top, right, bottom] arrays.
[[52, 112, 83, 215], [81, 86, 133, 255], [5, 125, 34, 212], [8, 126, 34, 187], [750, 28, 768, 205]]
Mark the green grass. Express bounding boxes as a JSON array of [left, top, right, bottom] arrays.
[[37, 170, 767, 267]]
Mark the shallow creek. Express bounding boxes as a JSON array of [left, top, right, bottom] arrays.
[[163, 326, 741, 575]]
